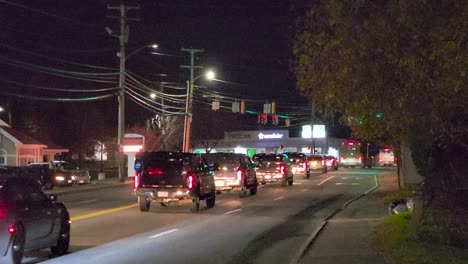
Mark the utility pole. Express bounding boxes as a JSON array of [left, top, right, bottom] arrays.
[[311, 101, 316, 154], [180, 48, 204, 152], [107, 3, 139, 182]]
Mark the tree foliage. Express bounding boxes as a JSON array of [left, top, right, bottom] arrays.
[[293, 0, 467, 226]]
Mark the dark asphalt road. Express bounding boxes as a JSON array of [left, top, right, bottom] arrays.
[[22, 167, 395, 264]]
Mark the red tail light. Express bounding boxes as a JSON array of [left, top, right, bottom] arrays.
[[340, 156, 345, 162], [134, 173, 140, 188], [358, 157, 362, 163], [187, 174, 195, 189], [8, 226, 16, 235], [322, 160, 325, 166], [237, 169, 243, 181], [148, 169, 164, 176], [0, 208, 4, 220], [280, 164, 286, 175]]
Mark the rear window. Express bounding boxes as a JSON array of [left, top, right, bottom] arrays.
[[309, 156, 323, 161], [262, 155, 284, 162], [140, 158, 184, 171]]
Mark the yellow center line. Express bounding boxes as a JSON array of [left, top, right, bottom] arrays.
[[71, 204, 137, 222], [318, 176, 335, 185]]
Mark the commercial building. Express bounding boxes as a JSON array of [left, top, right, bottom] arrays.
[[193, 130, 341, 157]]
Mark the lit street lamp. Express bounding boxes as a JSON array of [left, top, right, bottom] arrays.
[[149, 93, 157, 99], [182, 70, 215, 152]]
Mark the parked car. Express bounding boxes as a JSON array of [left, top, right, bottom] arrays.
[[306, 155, 327, 178], [26, 163, 73, 188], [134, 151, 216, 213], [285, 152, 308, 177], [0, 176, 70, 264], [203, 153, 258, 197], [323, 155, 339, 171], [254, 153, 294, 187]]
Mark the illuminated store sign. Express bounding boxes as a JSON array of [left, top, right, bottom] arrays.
[[258, 133, 283, 140]]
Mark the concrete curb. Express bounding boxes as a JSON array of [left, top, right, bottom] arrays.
[[289, 174, 381, 264]]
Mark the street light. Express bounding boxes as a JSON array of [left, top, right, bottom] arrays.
[[122, 44, 158, 60], [149, 93, 157, 99], [182, 70, 215, 152]]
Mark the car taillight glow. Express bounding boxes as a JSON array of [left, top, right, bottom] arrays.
[[358, 157, 362, 163], [340, 156, 345, 162], [134, 173, 140, 188], [280, 164, 286, 175], [0, 208, 4, 220], [148, 169, 164, 176], [187, 174, 195, 189], [322, 160, 325, 166], [237, 169, 242, 181], [8, 226, 16, 235]]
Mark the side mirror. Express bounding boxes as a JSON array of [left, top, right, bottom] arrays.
[[48, 194, 58, 202]]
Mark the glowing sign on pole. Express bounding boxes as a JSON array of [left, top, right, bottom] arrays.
[[301, 125, 312, 138], [258, 133, 283, 140], [123, 145, 143, 153], [313, 125, 326, 138]]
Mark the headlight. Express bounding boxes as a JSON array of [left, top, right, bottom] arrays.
[[55, 176, 65, 181]]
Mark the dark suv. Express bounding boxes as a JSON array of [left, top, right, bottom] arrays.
[[203, 153, 258, 197], [134, 152, 216, 213], [0, 176, 70, 264]]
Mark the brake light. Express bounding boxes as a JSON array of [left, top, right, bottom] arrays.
[[340, 156, 345, 162], [322, 160, 325, 166], [148, 169, 164, 176], [0, 208, 4, 220], [358, 157, 362, 163], [134, 173, 140, 188], [8, 226, 16, 235], [280, 164, 286, 175], [237, 169, 242, 181], [187, 174, 195, 189]]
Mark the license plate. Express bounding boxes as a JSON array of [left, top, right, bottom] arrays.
[[68, 180, 73, 183], [79, 180, 85, 183], [157, 191, 168, 197]]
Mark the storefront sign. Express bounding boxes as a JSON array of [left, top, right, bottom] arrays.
[[301, 125, 312, 138], [313, 125, 326, 138], [258, 132, 283, 140]]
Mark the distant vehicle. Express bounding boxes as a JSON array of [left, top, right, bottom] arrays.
[[26, 163, 74, 188], [253, 153, 294, 187], [306, 155, 327, 178], [378, 148, 396, 167], [323, 155, 338, 171], [338, 140, 362, 167], [285, 152, 308, 177], [134, 152, 216, 213], [0, 176, 70, 264], [53, 161, 91, 184], [203, 153, 258, 197]]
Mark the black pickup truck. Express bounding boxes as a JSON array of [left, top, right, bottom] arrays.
[[134, 152, 216, 213]]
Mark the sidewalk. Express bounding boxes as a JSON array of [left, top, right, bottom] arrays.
[[298, 173, 398, 264], [44, 177, 133, 195]]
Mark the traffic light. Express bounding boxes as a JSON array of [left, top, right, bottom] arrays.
[[375, 112, 382, 120], [272, 115, 278, 125], [271, 101, 276, 115], [258, 113, 267, 125], [240, 101, 245, 114]]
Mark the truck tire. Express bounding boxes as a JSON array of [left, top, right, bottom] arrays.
[[239, 188, 247, 198], [205, 193, 216, 208], [306, 171, 310, 179], [250, 186, 257, 195], [190, 199, 200, 213], [138, 197, 150, 212], [51, 212, 70, 256], [288, 178, 293, 186], [7, 223, 25, 264]]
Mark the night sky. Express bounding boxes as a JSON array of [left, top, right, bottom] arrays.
[[0, 0, 314, 148]]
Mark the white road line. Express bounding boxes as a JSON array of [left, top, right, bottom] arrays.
[[149, 229, 178, 239], [77, 199, 98, 204], [224, 208, 242, 215], [274, 196, 285, 201], [318, 176, 334, 185], [148, 229, 178, 239], [335, 182, 361, 186], [301, 188, 308, 192]]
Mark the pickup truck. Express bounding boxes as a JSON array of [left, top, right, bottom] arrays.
[[134, 151, 216, 213], [253, 153, 294, 187]]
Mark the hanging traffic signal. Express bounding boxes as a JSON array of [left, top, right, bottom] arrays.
[[376, 112, 382, 120], [272, 115, 278, 125], [260, 113, 267, 125], [271, 101, 276, 115], [240, 101, 245, 114]]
